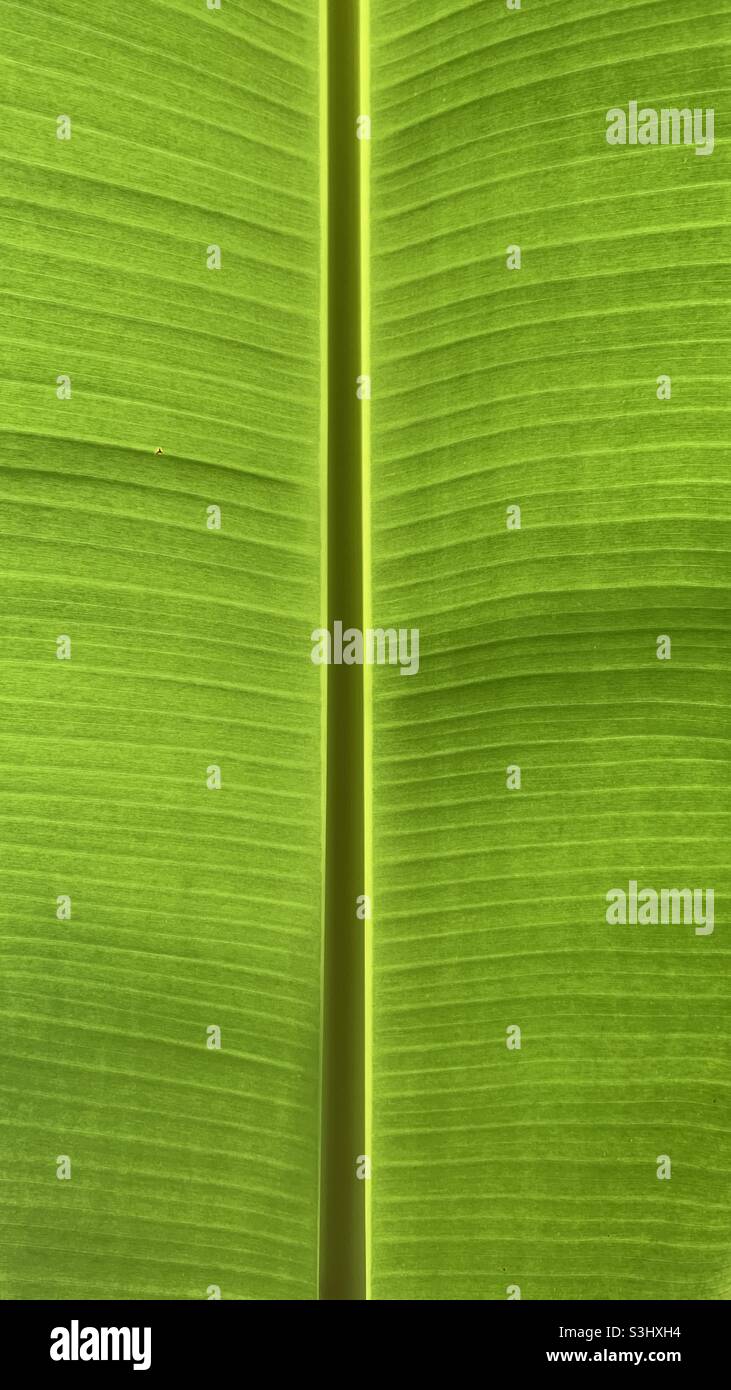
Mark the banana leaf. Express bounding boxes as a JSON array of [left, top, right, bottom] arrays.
[[0, 0, 727, 1302]]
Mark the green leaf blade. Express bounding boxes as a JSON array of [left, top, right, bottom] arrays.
[[0, 0, 325, 1301], [369, 0, 731, 1301]]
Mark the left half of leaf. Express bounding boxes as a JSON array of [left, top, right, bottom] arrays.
[[0, 0, 325, 1300]]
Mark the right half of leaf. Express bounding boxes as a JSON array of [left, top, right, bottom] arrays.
[[368, 0, 730, 1300]]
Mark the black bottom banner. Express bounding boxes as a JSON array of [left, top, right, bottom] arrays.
[[1, 1298, 723, 1377]]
